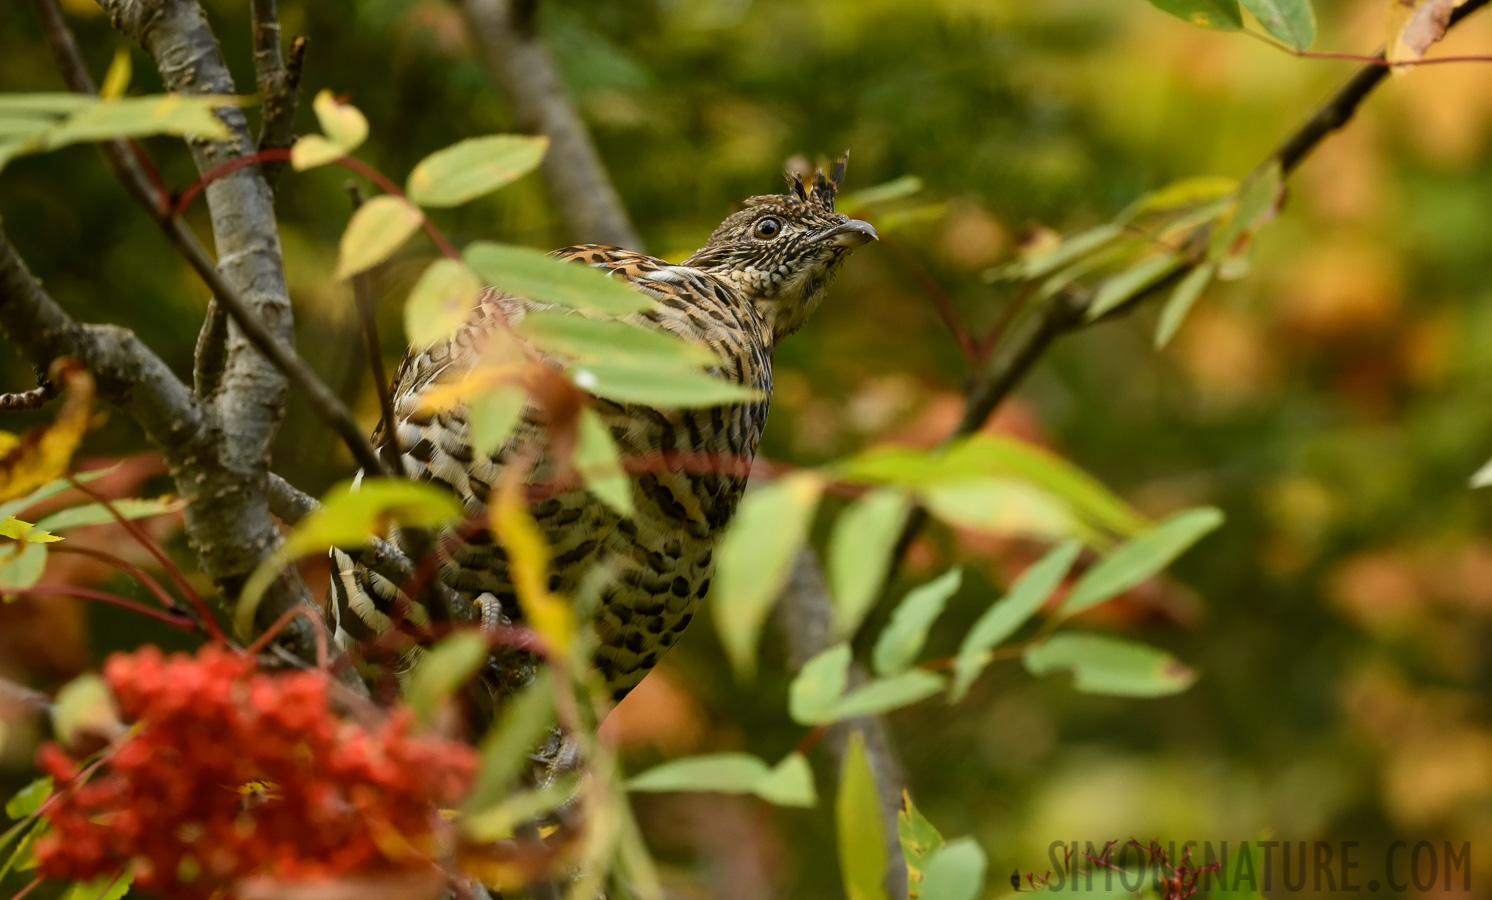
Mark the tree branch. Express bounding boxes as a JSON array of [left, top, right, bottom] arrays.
[[459, 0, 643, 248], [250, 0, 304, 189]]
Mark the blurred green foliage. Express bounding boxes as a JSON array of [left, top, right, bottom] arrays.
[[5, 0, 1492, 897]]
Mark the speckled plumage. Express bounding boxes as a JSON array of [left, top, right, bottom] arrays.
[[329, 161, 877, 704]]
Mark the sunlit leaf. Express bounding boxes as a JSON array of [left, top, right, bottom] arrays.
[[922, 479, 1077, 541], [1470, 456, 1492, 489], [1119, 176, 1238, 221], [0, 542, 47, 593], [336, 195, 424, 280], [950, 541, 1081, 703], [872, 568, 961, 677], [1086, 253, 1185, 321], [404, 632, 489, 727], [491, 477, 574, 657], [920, 837, 988, 900], [39, 95, 233, 151], [464, 671, 556, 817], [713, 473, 824, 680], [464, 242, 652, 315], [1153, 262, 1215, 349], [1144, 0, 1243, 30], [828, 487, 911, 638], [1241, 0, 1315, 50], [832, 670, 945, 721], [570, 363, 762, 408], [1023, 633, 1196, 697], [98, 49, 131, 101], [4, 777, 51, 820], [407, 134, 549, 207], [0, 518, 61, 543], [753, 752, 817, 807], [837, 732, 889, 900], [1059, 507, 1223, 616], [789, 643, 852, 725], [575, 406, 634, 516], [404, 258, 482, 348], [283, 478, 463, 558], [899, 792, 946, 900], [626, 751, 819, 807], [61, 870, 132, 900], [290, 134, 343, 170], [1002, 223, 1122, 281], [468, 383, 527, 459], [517, 310, 715, 370], [36, 496, 186, 533], [51, 673, 120, 750], [0, 362, 94, 504], [0, 95, 95, 116], [311, 89, 367, 152]]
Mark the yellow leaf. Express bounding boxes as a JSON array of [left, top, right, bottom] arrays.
[[98, 49, 131, 101], [335, 195, 424, 280], [0, 361, 94, 504], [0, 517, 62, 543], [290, 134, 344, 171], [404, 259, 483, 347], [311, 89, 368, 152], [489, 477, 574, 657]]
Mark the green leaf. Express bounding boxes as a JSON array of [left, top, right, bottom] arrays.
[[837, 732, 889, 900], [311, 89, 367, 152], [336, 195, 424, 280], [627, 751, 816, 808], [404, 632, 489, 727], [872, 568, 961, 676], [920, 837, 987, 900], [404, 259, 483, 348], [36, 496, 186, 533], [36, 95, 233, 148], [283, 477, 464, 558], [0, 466, 117, 523], [463, 775, 580, 842], [571, 363, 763, 408], [52, 673, 119, 750], [468, 383, 527, 459], [517, 310, 716, 370], [0, 94, 95, 115], [1153, 262, 1215, 349], [0, 541, 47, 593], [835, 175, 924, 214], [753, 752, 817, 807], [1024, 632, 1197, 697], [4, 778, 51, 820], [1004, 224, 1123, 281], [1145, 0, 1244, 30], [1208, 161, 1283, 266], [714, 474, 824, 680], [406, 134, 549, 207], [828, 487, 912, 638], [1086, 253, 1185, 321], [1060, 507, 1223, 616], [575, 406, 634, 516], [464, 242, 652, 315], [899, 792, 946, 899], [950, 541, 1081, 703], [789, 643, 852, 725], [1241, 0, 1315, 49], [832, 670, 946, 720], [61, 870, 133, 900], [922, 479, 1077, 541], [464, 671, 556, 815], [1119, 176, 1239, 222]]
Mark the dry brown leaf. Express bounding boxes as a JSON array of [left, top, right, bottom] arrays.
[[1386, 0, 1469, 66], [0, 360, 95, 503]]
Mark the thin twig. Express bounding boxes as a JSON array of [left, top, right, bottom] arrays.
[[0, 381, 57, 411], [250, 0, 303, 188], [7, 585, 200, 631]]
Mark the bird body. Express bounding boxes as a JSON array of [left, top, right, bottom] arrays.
[[329, 161, 877, 703]]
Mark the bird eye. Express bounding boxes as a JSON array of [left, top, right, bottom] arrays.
[[753, 217, 782, 240]]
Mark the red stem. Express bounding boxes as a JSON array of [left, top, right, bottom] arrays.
[[878, 235, 978, 365], [7, 585, 199, 631], [244, 604, 328, 668], [10, 877, 42, 900], [51, 544, 186, 616], [334, 155, 462, 260]]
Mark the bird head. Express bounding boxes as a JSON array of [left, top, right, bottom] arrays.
[[683, 156, 878, 344]]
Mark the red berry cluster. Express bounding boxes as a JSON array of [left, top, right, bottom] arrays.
[[35, 645, 478, 897]]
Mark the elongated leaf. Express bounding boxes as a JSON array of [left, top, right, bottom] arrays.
[[921, 837, 987, 900], [404, 632, 489, 727], [922, 479, 1077, 541], [404, 258, 482, 347], [832, 670, 946, 720], [336, 195, 424, 280], [490, 479, 574, 657], [714, 474, 824, 679], [468, 383, 527, 459], [837, 732, 889, 900], [1208, 161, 1283, 265], [283, 478, 463, 558], [465, 242, 651, 315], [899, 792, 946, 900], [61, 870, 133, 900], [1241, 0, 1315, 49], [835, 175, 924, 213], [1023, 633, 1196, 697], [1005, 224, 1123, 281], [753, 752, 817, 807], [571, 363, 762, 408], [1119, 176, 1239, 222], [464, 671, 555, 815], [628, 753, 769, 794], [1060, 507, 1223, 616], [575, 406, 634, 516], [1153, 262, 1215, 349], [407, 134, 549, 207], [872, 568, 961, 676], [4, 778, 51, 820], [0, 542, 47, 593], [36, 496, 186, 533], [0, 94, 95, 115], [1086, 253, 1185, 321], [1145, 0, 1243, 29], [31, 95, 232, 151], [828, 487, 911, 637], [98, 49, 131, 101], [789, 643, 852, 725], [949, 541, 1081, 702], [517, 310, 715, 370]]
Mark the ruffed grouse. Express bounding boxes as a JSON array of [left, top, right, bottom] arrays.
[[328, 160, 877, 704]]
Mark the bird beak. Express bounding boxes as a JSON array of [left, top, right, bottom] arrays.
[[821, 219, 879, 248]]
